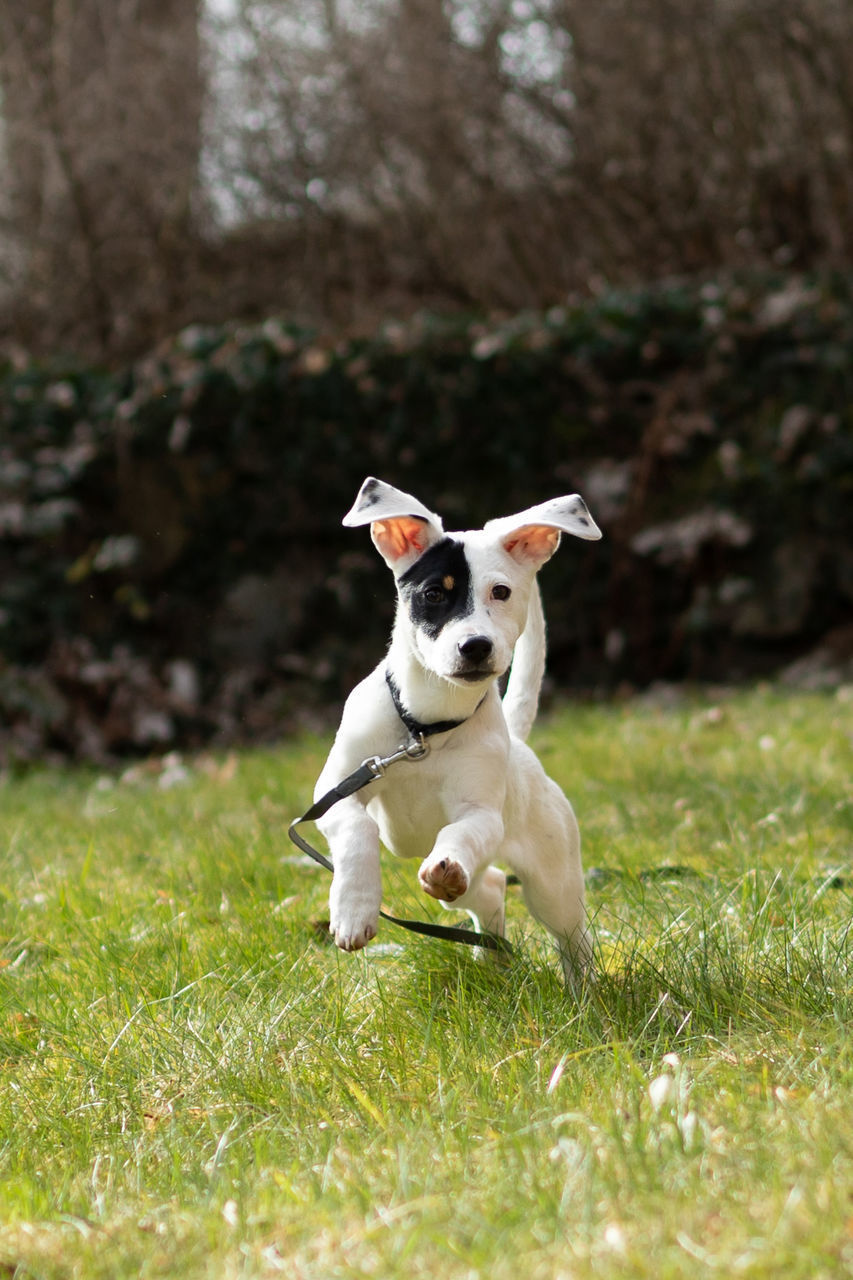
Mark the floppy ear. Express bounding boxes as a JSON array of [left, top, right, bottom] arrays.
[[486, 495, 602, 568], [342, 476, 445, 573]]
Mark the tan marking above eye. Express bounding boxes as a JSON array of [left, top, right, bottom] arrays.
[[442, 575, 455, 590]]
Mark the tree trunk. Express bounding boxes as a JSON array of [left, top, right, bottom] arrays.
[[0, 0, 203, 354]]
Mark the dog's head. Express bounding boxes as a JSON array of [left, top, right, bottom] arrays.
[[343, 477, 601, 687]]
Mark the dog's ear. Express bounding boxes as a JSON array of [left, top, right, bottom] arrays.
[[486, 495, 602, 567], [342, 476, 444, 572]]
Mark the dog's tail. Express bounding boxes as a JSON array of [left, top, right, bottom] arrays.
[[502, 581, 546, 742]]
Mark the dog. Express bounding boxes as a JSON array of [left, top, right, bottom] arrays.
[[313, 477, 602, 982]]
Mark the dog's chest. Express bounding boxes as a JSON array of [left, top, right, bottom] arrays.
[[364, 746, 476, 860]]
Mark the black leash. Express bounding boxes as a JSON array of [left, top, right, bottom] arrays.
[[288, 680, 512, 955]]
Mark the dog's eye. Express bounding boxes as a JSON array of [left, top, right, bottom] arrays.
[[423, 586, 445, 605], [491, 584, 512, 601]]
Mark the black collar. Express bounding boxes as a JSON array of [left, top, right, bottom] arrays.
[[385, 671, 483, 739]]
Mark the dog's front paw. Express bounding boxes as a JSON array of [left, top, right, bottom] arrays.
[[329, 877, 380, 952], [330, 915, 377, 952], [419, 856, 469, 902]]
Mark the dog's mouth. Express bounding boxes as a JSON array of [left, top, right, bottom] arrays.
[[452, 666, 499, 684]]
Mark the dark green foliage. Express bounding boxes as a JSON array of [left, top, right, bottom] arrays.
[[1, 274, 852, 760]]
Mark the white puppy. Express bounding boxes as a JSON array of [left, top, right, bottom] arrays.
[[314, 477, 602, 981]]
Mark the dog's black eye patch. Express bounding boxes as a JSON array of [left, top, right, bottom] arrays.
[[399, 538, 473, 639]]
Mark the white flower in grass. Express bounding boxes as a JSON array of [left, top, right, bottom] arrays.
[[603, 1223, 628, 1253], [648, 1073, 676, 1112], [680, 1110, 699, 1150]]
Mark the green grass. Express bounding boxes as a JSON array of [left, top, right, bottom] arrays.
[[1, 685, 851, 1279]]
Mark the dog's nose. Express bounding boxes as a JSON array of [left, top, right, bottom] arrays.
[[458, 635, 493, 665]]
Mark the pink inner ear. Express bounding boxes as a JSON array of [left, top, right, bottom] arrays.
[[371, 516, 430, 562], [503, 524, 561, 563]]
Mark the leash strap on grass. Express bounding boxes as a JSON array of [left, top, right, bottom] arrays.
[[288, 757, 512, 955]]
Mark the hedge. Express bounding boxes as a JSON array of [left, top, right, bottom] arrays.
[[1, 272, 852, 762]]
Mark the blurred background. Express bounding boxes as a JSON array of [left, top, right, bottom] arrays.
[[0, 0, 851, 763]]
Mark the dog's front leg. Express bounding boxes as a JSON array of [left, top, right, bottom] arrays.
[[316, 797, 382, 951], [418, 807, 504, 904]]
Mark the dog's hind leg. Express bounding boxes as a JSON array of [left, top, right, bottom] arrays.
[[441, 864, 507, 940], [514, 861, 592, 990]]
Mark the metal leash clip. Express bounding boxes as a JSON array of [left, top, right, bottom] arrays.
[[364, 734, 430, 779]]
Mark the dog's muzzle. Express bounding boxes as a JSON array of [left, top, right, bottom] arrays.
[[458, 634, 493, 664], [454, 634, 496, 682]]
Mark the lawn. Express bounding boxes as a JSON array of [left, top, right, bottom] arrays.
[[1, 685, 851, 1279]]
